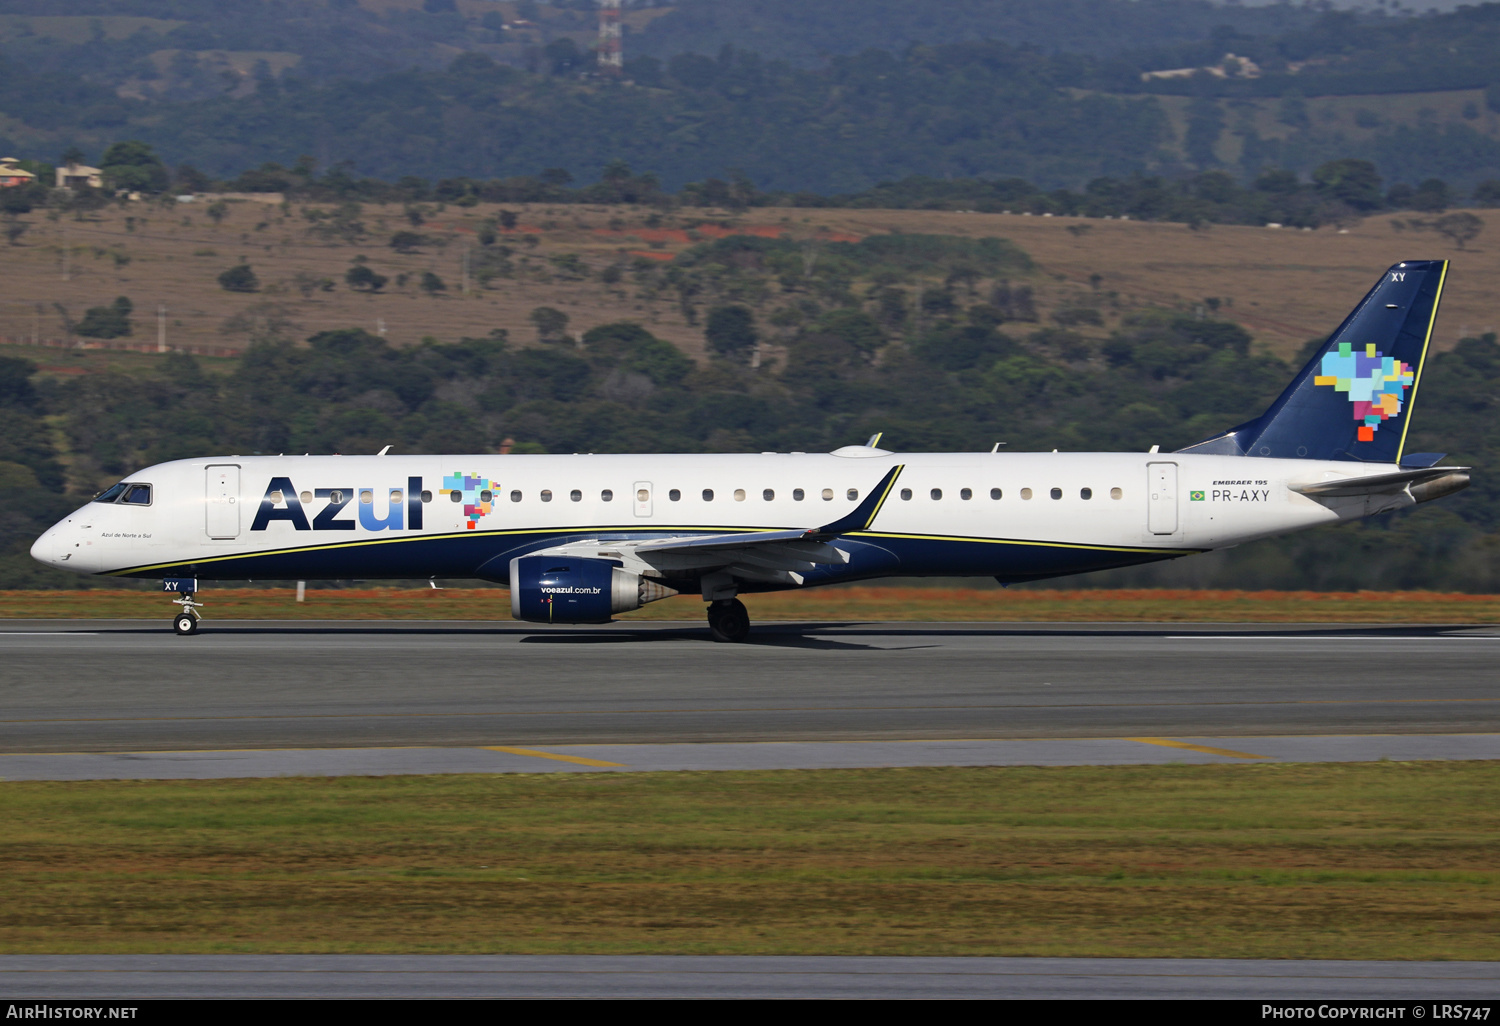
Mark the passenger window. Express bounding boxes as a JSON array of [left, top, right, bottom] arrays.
[[1080, 488, 1092, 500], [669, 489, 681, 501], [1050, 487, 1062, 500], [421, 490, 432, 503], [360, 489, 374, 504], [637, 488, 649, 502], [822, 488, 833, 501], [763, 489, 774, 501], [540, 489, 553, 502], [122, 484, 152, 505], [571, 489, 582, 502], [793, 488, 804, 501], [847, 488, 859, 501], [601, 489, 613, 501], [734, 489, 746, 501], [702, 488, 714, 501], [93, 483, 128, 503], [390, 490, 403, 505], [479, 489, 492, 503], [269, 490, 285, 504], [900, 488, 912, 501], [1111, 487, 1123, 500], [931, 488, 942, 500], [510, 490, 521, 502], [300, 491, 313, 504], [990, 488, 1002, 500], [960, 488, 972, 500], [450, 490, 461, 503], [1020, 488, 1033, 500]]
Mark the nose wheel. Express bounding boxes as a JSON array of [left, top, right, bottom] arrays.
[[707, 598, 751, 643], [168, 586, 203, 636]]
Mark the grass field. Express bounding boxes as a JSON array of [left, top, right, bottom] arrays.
[[1, 762, 1495, 957], [4, 586, 1498, 623]]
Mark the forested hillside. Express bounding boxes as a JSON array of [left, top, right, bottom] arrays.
[[5, 2, 1500, 190]]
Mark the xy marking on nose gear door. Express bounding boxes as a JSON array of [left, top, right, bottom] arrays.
[[1147, 461, 1178, 535], [205, 464, 240, 539]]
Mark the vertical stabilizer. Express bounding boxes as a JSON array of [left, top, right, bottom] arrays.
[[1177, 260, 1447, 463]]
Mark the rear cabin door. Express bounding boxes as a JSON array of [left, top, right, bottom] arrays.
[[206, 464, 241, 539], [1147, 462, 1178, 535], [633, 481, 653, 518]]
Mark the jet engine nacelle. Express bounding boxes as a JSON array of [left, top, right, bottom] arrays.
[[509, 555, 677, 624]]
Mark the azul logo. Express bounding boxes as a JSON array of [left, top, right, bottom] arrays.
[[443, 473, 501, 530], [251, 476, 425, 532], [1313, 341, 1415, 443]]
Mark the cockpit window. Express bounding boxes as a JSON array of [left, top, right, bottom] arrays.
[[93, 483, 128, 503], [121, 484, 152, 505]]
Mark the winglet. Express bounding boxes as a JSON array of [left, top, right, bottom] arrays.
[[807, 464, 903, 539]]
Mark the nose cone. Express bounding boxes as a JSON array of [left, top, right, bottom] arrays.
[[30, 524, 57, 566]]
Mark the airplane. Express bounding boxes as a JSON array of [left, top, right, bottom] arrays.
[[30, 259, 1470, 642]]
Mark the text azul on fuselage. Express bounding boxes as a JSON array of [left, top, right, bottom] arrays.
[[251, 476, 426, 532]]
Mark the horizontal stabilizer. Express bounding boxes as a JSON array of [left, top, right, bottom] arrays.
[[1291, 465, 1469, 500]]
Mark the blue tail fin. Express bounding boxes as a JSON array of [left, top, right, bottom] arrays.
[[1178, 260, 1448, 463]]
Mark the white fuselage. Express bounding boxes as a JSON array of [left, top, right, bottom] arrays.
[[31, 448, 1402, 586]]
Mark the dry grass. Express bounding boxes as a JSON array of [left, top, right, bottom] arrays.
[[3, 200, 1494, 366], [5, 585, 1499, 623], [1, 762, 1496, 957]]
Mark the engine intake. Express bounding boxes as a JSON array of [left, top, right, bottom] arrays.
[[509, 555, 677, 624]]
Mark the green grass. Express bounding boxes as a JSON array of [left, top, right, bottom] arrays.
[[1, 762, 1497, 957]]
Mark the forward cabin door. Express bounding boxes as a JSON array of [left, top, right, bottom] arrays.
[[1147, 462, 1178, 535], [206, 464, 241, 539], [633, 481, 653, 518]]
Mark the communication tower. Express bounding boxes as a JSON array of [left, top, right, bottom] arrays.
[[598, 0, 623, 74]]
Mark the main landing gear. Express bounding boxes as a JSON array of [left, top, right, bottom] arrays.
[[707, 598, 751, 644]]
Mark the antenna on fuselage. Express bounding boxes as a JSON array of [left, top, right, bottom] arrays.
[[990, 442, 1006, 452], [866, 432, 883, 448], [376, 445, 392, 456]]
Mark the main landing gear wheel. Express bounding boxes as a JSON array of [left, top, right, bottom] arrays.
[[172, 613, 198, 636], [707, 598, 751, 644]]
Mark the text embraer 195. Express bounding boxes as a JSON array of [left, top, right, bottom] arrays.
[[31, 261, 1472, 641]]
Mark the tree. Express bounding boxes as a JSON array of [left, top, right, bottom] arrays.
[[704, 305, 757, 361], [206, 200, 229, 225], [1431, 212, 1483, 251], [1411, 178, 1452, 213], [77, 297, 133, 339], [389, 230, 428, 253], [530, 306, 569, 342], [1312, 159, 1383, 211], [420, 271, 447, 295], [1473, 180, 1500, 207], [345, 265, 388, 292], [98, 141, 169, 195], [218, 264, 260, 293]]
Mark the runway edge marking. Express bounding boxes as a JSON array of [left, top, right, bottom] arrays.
[[483, 746, 626, 768], [1126, 738, 1271, 760]]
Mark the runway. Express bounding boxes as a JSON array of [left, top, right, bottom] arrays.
[[2, 620, 1498, 754], [1, 955, 1496, 998]]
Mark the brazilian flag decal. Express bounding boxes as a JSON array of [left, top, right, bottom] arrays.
[[1190, 490, 1205, 501]]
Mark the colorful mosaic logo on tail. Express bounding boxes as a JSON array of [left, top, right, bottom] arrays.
[[442, 473, 499, 530], [1313, 342, 1416, 443]]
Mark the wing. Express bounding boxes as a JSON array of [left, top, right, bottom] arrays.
[[527, 464, 904, 590]]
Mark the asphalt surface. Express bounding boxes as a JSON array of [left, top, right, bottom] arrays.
[[1, 619, 1498, 753], [4, 734, 1499, 781], [1, 955, 1496, 999]]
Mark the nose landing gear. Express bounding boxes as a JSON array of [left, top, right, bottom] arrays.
[[164, 577, 201, 636], [707, 598, 751, 643]]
